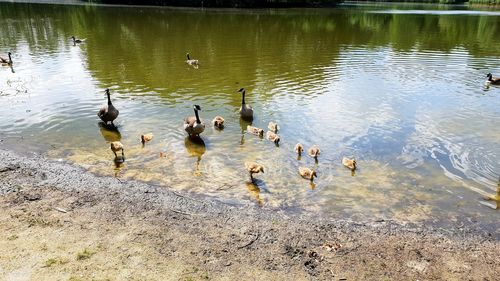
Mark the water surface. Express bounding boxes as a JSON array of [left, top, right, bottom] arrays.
[[1, 2, 499, 229]]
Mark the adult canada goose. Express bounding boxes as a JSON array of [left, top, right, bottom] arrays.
[[0, 52, 12, 66], [71, 36, 83, 44], [266, 131, 280, 144], [245, 162, 264, 181], [247, 125, 264, 137], [308, 145, 320, 159], [238, 88, 254, 120], [186, 53, 199, 66], [184, 105, 205, 137], [294, 143, 304, 156], [97, 89, 119, 126], [299, 167, 317, 181], [342, 157, 357, 171], [110, 141, 124, 158], [141, 133, 153, 144], [212, 116, 225, 129], [486, 73, 500, 85], [268, 122, 278, 133]]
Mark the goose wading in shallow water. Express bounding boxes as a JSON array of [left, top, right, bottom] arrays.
[[184, 105, 205, 137], [245, 162, 264, 182], [299, 167, 317, 182], [212, 116, 225, 129], [486, 73, 500, 85], [0, 52, 12, 66], [97, 89, 119, 126], [186, 53, 199, 66], [238, 88, 254, 120]]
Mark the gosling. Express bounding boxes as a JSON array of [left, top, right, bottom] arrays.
[[308, 145, 321, 159], [294, 143, 304, 156], [245, 162, 264, 181], [342, 157, 357, 171], [268, 122, 278, 133], [266, 131, 280, 144], [110, 141, 124, 158], [212, 116, 225, 129], [141, 133, 153, 144], [299, 167, 317, 181], [247, 125, 264, 137]]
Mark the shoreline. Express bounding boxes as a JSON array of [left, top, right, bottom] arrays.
[[0, 148, 499, 279]]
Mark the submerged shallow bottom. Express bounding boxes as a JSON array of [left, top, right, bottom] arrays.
[[0, 148, 499, 280]]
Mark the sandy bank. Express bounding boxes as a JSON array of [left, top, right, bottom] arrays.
[[0, 149, 498, 280]]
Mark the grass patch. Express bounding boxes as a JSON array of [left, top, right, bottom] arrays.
[[7, 234, 18, 241], [43, 257, 69, 267], [76, 248, 95, 261]]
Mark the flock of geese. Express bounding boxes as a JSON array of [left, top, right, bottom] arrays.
[[97, 84, 357, 182], [2, 39, 500, 184]]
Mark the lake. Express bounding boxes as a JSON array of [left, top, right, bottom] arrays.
[[0, 1, 499, 229]]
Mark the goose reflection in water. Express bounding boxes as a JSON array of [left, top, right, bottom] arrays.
[[98, 121, 121, 142], [98, 122, 124, 170], [239, 117, 252, 145], [184, 136, 206, 176]]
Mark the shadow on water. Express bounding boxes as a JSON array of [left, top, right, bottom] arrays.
[[247, 177, 271, 207], [184, 136, 206, 176]]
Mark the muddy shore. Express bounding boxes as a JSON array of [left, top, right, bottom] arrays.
[[0, 149, 498, 280]]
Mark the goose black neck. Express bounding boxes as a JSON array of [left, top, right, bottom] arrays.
[[187, 54, 190, 60], [8, 53, 12, 63], [107, 91, 112, 105], [241, 90, 246, 105], [194, 108, 201, 124]]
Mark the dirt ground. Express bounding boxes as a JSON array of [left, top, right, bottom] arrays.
[[0, 149, 499, 281]]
